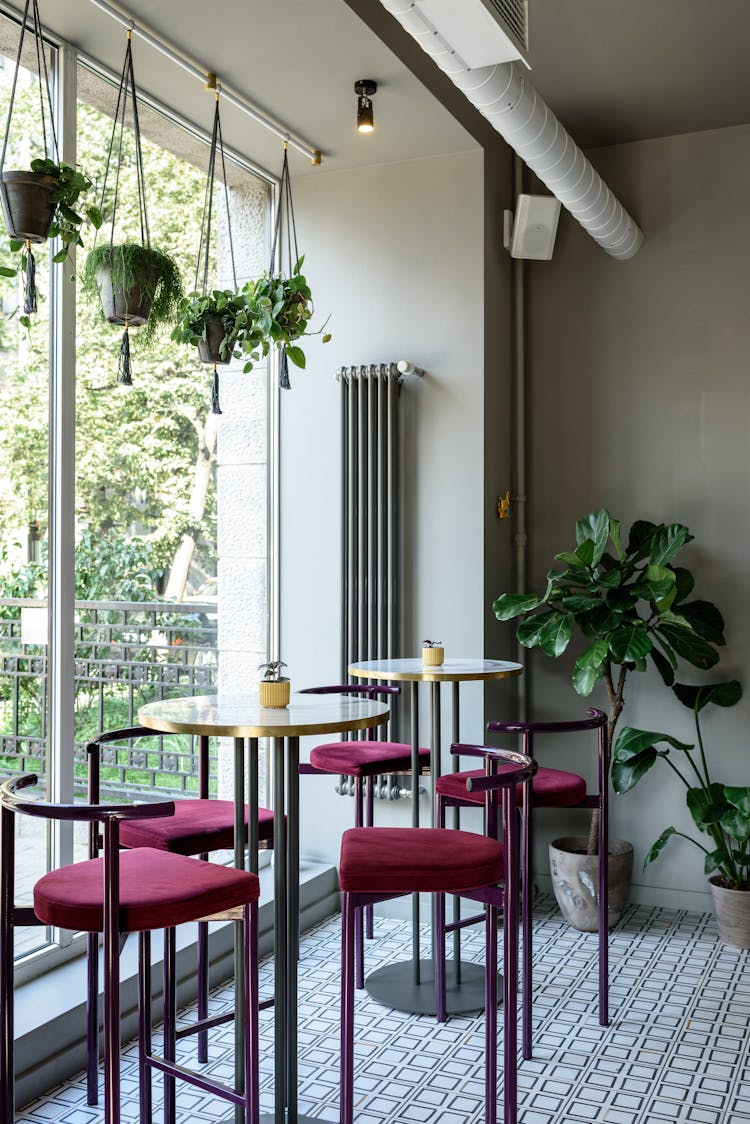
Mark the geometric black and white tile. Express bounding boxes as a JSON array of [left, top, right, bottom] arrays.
[[17, 896, 750, 1123]]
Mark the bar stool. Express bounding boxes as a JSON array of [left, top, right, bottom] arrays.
[[435, 708, 608, 1057], [85, 725, 275, 1101], [0, 773, 260, 1124], [339, 745, 536, 1124], [299, 684, 430, 984]]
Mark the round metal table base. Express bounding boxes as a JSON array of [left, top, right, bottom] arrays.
[[365, 958, 502, 1016]]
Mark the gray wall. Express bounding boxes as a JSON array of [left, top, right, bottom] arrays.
[[525, 122, 750, 910], [280, 147, 515, 881]]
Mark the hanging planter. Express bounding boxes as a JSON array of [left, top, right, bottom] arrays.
[[0, 0, 101, 318], [171, 87, 262, 414], [246, 146, 330, 389], [82, 31, 182, 383]]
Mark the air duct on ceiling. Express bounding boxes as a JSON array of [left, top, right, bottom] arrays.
[[380, 0, 643, 260]]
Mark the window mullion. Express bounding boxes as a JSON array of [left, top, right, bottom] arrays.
[[47, 41, 78, 928]]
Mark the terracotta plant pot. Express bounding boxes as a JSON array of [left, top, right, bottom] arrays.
[[709, 877, 750, 949], [549, 835, 633, 932], [96, 263, 155, 327], [259, 678, 290, 709], [0, 170, 57, 243], [422, 645, 444, 666], [197, 312, 231, 365]]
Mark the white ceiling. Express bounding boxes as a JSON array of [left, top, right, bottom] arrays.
[[33, 0, 476, 180]]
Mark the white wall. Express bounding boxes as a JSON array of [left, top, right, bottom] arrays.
[[280, 148, 498, 871], [526, 123, 750, 911]]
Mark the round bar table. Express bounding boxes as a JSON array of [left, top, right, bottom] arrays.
[[139, 692, 390, 1124], [348, 657, 522, 1016]]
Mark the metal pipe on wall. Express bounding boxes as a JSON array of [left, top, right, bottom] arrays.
[[512, 154, 528, 721]]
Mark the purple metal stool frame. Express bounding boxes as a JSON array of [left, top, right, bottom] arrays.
[[340, 746, 536, 1124], [298, 683, 424, 987], [0, 774, 260, 1124], [436, 709, 609, 1058], [86, 725, 274, 1105]]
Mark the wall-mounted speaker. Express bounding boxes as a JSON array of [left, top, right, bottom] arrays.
[[503, 194, 561, 260]]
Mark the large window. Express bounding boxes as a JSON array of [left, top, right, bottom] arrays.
[[0, 13, 273, 972]]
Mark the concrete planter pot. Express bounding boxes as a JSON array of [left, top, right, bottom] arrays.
[[549, 835, 633, 932], [709, 877, 750, 949]]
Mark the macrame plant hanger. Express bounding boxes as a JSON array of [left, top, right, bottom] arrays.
[[0, 0, 60, 315], [270, 143, 299, 391], [96, 27, 151, 385], [195, 84, 238, 415]]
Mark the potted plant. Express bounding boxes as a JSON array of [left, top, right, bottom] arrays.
[[258, 660, 290, 708], [172, 286, 265, 367], [82, 243, 182, 343], [249, 256, 331, 386], [493, 510, 725, 929], [612, 679, 749, 947], [0, 157, 101, 318]]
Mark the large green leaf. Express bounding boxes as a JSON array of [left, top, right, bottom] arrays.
[[574, 539, 596, 567], [672, 567, 695, 604], [611, 746, 658, 793], [609, 624, 652, 663], [678, 600, 725, 646], [572, 663, 600, 696], [516, 609, 558, 649], [658, 624, 719, 669], [575, 509, 610, 565], [561, 594, 601, 614], [704, 847, 731, 876], [609, 517, 625, 562], [536, 612, 574, 657], [672, 679, 742, 713], [645, 563, 677, 602], [725, 786, 750, 818], [576, 638, 610, 669], [649, 646, 675, 686], [554, 550, 590, 570], [687, 783, 730, 829], [627, 519, 657, 558], [650, 523, 692, 567], [643, 827, 678, 867], [493, 593, 543, 621], [719, 807, 750, 845]]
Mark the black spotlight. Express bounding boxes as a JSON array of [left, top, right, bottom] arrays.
[[354, 79, 377, 133]]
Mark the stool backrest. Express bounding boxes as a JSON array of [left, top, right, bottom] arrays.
[[299, 683, 400, 699], [450, 744, 537, 835]]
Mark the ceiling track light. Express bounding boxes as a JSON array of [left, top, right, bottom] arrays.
[[354, 79, 377, 133]]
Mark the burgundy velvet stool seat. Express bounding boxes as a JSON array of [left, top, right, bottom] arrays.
[[0, 774, 260, 1124], [85, 725, 275, 1104], [435, 708, 608, 1061], [338, 746, 536, 1124], [299, 684, 430, 986]]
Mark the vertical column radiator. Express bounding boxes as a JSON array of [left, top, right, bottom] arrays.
[[339, 363, 402, 676]]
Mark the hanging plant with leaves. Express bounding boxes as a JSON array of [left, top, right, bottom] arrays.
[[0, 0, 101, 319], [82, 30, 182, 384], [246, 145, 330, 389], [171, 87, 254, 414]]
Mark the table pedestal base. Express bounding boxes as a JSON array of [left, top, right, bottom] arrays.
[[365, 958, 502, 1016]]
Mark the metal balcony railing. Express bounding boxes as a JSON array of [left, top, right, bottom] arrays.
[[0, 597, 218, 797]]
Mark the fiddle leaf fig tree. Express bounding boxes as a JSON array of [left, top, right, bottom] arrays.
[[493, 510, 725, 853]]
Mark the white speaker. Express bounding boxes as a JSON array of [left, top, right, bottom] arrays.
[[503, 194, 561, 260]]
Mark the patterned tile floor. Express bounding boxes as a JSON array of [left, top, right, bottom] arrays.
[[17, 896, 750, 1123]]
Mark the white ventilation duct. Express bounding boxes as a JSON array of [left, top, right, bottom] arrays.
[[380, 0, 643, 260]]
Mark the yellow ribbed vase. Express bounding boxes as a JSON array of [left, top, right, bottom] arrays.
[[422, 646, 444, 666], [259, 678, 291, 708]]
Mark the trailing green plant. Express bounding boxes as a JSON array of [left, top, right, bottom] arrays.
[[493, 510, 725, 852], [248, 257, 331, 375], [82, 243, 183, 344], [171, 285, 265, 366], [0, 158, 102, 323], [612, 680, 749, 890]]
